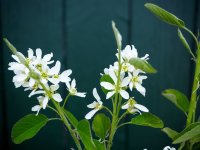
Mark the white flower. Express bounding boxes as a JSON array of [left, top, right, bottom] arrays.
[[121, 98, 149, 114], [100, 70, 130, 99], [85, 88, 103, 119], [163, 146, 176, 150], [113, 61, 134, 73], [120, 45, 149, 62], [31, 96, 48, 115], [48, 61, 72, 84], [128, 69, 147, 96], [33, 48, 54, 65], [66, 79, 86, 97]]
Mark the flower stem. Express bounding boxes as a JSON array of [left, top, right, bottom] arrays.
[[62, 93, 71, 108], [38, 81, 82, 150], [186, 41, 200, 126]]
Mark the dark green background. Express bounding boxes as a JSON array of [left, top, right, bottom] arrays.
[[0, 0, 200, 149]]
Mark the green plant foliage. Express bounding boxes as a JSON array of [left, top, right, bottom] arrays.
[[11, 114, 48, 144], [93, 139, 106, 150], [77, 120, 96, 150], [131, 113, 164, 128], [145, 3, 185, 28], [162, 89, 189, 113], [63, 108, 79, 128], [129, 58, 157, 73], [92, 113, 111, 139], [162, 127, 178, 140], [173, 122, 200, 144]]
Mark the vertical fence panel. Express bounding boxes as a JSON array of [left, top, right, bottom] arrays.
[[128, 0, 197, 149], [1, 0, 65, 149]]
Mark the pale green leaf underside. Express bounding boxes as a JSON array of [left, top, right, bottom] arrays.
[[162, 127, 178, 140], [162, 89, 189, 113]]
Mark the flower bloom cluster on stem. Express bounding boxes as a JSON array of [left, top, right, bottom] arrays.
[[8, 48, 86, 115]]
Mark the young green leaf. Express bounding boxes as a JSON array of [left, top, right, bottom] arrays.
[[177, 28, 195, 59], [11, 114, 48, 144], [162, 89, 189, 113], [92, 113, 111, 139], [129, 58, 157, 73], [77, 120, 96, 150], [112, 21, 122, 50], [131, 113, 164, 128], [162, 127, 178, 140], [62, 108, 79, 128], [145, 3, 185, 28], [93, 139, 106, 150], [173, 122, 200, 144]]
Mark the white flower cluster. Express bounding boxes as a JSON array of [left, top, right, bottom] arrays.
[[85, 45, 150, 119], [9, 48, 86, 115]]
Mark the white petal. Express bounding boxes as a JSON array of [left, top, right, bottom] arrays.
[[106, 91, 115, 99], [29, 78, 35, 87], [28, 48, 34, 59], [48, 78, 59, 85], [51, 61, 61, 75], [87, 101, 98, 108], [13, 74, 27, 82], [120, 90, 129, 99], [100, 82, 115, 90], [71, 79, 76, 88], [76, 92, 86, 97], [66, 81, 70, 90], [129, 108, 140, 114], [12, 55, 20, 62], [36, 48, 42, 59], [50, 84, 59, 91], [60, 70, 72, 82], [31, 105, 41, 111], [129, 82, 133, 91], [52, 93, 62, 102], [43, 53, 53, 62], [29, 90, 45, 97], [121, 103, 129, 109], [93, 88, 101, 101], [109, 70, 117, 84], [135, 83, 146, 96], [134, 104, 149, 112], [42, 97, 49, 109], [121, 77, 130, 87], [85, 109, 99, 120], [141, 54, 149, 60]]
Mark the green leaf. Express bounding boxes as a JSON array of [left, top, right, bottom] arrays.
[[162, 89, 189, 113], [162, 127, 178, 139], [100, 74, 114, 94], [145, 3, 185, 28], [63, 108, 78, 128], [92, 113, 111, 139], [94, 139, 106, 150], [173, 122, 200, 144], [11, 114, 48, 144], [177, 28, 195, 58], [112, 21, 122, 50], [129, 58, 157, 73], [131, 113, 164, 128], [77, 120, 96, 150]]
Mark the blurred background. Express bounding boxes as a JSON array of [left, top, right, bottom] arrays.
[[0, 0, 200, 149]]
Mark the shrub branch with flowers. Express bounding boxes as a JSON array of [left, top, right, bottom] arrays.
[[4, 20, 164, 150], [7, 3, 200, 149]]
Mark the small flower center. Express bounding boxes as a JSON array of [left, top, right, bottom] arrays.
[[36, 64, 42, 72], [122, 63, 128, 72], [53, 74, 59, 78], [95, 103, 102, 109], [41, 72, 48, 79], [70, 88, 77, 95], [131, 76, 138, 83]]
